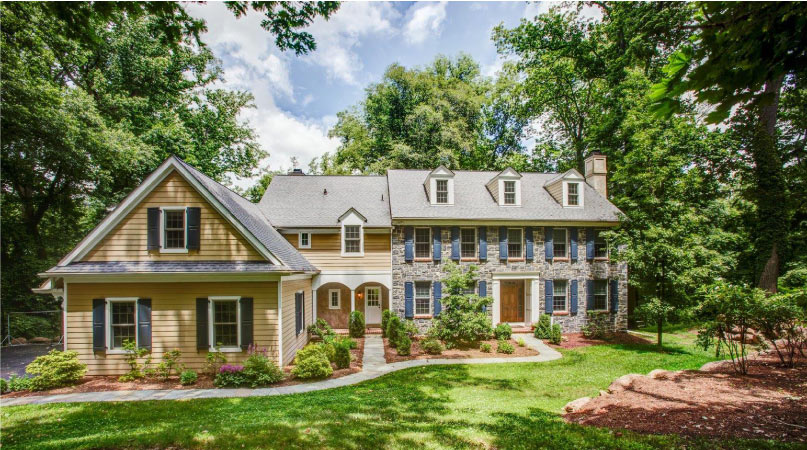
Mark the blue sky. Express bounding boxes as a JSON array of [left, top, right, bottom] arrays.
[[186, 2, 566, 188]]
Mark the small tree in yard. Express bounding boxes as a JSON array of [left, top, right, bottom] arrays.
[[636, 297, 675, 347], [430, 263, 492, 348], [754, 292, 806, 367]]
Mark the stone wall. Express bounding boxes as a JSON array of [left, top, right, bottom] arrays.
[[391, 225, 628, 333]]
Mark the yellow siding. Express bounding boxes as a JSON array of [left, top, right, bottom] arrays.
[[284, 232, 391, 270], [67, 282, 278, 375], [281, 278, 313, 365], [83, 171, 264, 261], [546, 181, 563, 203]]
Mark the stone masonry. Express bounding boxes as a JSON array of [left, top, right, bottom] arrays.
[[391, 226, 628, 333]]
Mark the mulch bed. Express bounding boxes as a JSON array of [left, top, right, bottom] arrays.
[[384, 337, 538, 363], [547, 332, 652, 349], [565, 350, 807, 443], [2, 338, 364, 398]]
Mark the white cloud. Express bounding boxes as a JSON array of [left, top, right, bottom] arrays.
[[403, 2, 447, 45], [523, 1, 603, 22]]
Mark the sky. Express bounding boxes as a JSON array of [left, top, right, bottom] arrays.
[[185, 1, 562, 189]]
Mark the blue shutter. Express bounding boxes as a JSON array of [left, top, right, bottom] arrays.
[[570, 227, 578, 262], [196, 298, 209, 350], [479, 280, 488, 312], [478, 227, 487, 260], [610, 280, 619, 313], [137, 298, 152, 350], [545, 280, 553, 314], [433, 227, 441, 261], [92, 299, 106, 351], [147, 208, 160, 250], [404, 226, 414, 262], [499, 226, 508, 261], [587, 279, 595, 310], [545, 227, 553, 261], [586, 228, 595, 260], [570, 280, 578, 315], [240, 297, 253, 349], [433, 282, 442, 316], [525, 227, 534, 260], [451, 227, 460, 261], [404, 282, 414, 319]]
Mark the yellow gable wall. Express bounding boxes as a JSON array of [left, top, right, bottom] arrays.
[[83, 171, 265, 261], [283, 232, 391, 270]]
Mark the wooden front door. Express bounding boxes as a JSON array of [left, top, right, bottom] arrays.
[[500, 280, 524, 322]]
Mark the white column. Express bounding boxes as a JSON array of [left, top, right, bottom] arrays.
[[350, 289, 356, 312], [491, 280, 501, 325], [530, 279, 540, 324], [312, 289, 317, 323]]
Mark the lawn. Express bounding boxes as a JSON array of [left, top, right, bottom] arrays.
[[1, 332, 795, 449]]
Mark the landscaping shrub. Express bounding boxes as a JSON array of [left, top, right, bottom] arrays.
[[4, 375, 32, 392], [243, 345, 284, 386], [0, 378, 6, 394], [118, 339, 150, 382], [582, 312, 612, 340], [533, 315, 552, 339], [420, 337, 444, 355], [321, 342, 336, 363], [549, 324, 562, 345], [349, 311, 365, 338], [307, 318, 335, 340], [156, 348, 183, 381], [205, 346, 228, 376], [494, 323, 512, 340], [480, 342, 492, 353], [430, 263, 493, 347], [180, 370, 198, 386], [26, 350, 87, 391], [381, 310, 393, 337], [292, 344, 333, 379], [397, 335, 412, 356], [403, 320, 419, 337], [214, 364, 248, 387], [341, 337, 358, 349], [386, 315, 402, 348], [497, 340, 515, 354], [517, 337, 526, 347], [333, 339, 352, 369], [753, 291, 806, 368]]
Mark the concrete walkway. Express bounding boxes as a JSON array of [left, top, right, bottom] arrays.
[[1, 334, 560, 407]]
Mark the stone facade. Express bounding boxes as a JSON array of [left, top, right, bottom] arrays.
[[391, 225, 628, 333]]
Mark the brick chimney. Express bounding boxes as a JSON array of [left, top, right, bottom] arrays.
[[288, 168, 305, 176], [584, 151, 607, 197]]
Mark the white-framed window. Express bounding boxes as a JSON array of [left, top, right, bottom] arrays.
[[461, 281, 477, 296], [366, 287, 381, 307], [508, 228, 523, 259], [593, 280, 608, 310], [460, 227, 476, 259], [209, 296, 240, 350], [436, 179, 449, 204], [415, 227, 431, 259], [593, 229, 608, 259], [160, 206, 188, 253], [503, 180, 516, 205], [299, 232, 311, 249], [567, 183, 580, 206], [107, 297, 138, 350], [553, 228, 567, 259], [343, 225, 362, 255], [328, 289, 341, 309], [553, 281, 568, 311], [415, 282, 431, 316]]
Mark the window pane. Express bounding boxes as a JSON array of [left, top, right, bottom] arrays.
[[553, 281, 567, 311], [504, 181, 516, 204], [508, 228, 522, 258], [164, 210, 185, 249], [460, 228, 476, 258], [415, 228, 431, 258], [415, 282, 431, 315], [214, 324, 238, 347], [568, 183, 579, 206], [367, 288, 380, 306], [300, 233, 309, 246], [553, 228, 567, 258], [436, 179, 448, 204], [593, 280, 608, 310], [111, 302, 136, 348], [213, 301, 238, 347], [344, 225, 360, 239], [330, 291, 339, 307], [344, 225, 360, 253], [594, 229, 608, 258]]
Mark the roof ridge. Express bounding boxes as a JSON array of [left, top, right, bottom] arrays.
[[172, 156, 256, 204]]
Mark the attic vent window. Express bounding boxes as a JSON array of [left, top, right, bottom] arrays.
[[435, 179, 448, 204], [567, 183, 579, 206], [503, 181, 516, 205]]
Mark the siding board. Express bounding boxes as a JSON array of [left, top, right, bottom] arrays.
[[283, 232, 390, 270]]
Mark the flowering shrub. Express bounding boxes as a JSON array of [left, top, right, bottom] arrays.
[[214, 364, 248, 387], [242, 344, 284, 386]]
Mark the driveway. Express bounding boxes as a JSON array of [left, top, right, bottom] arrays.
[[1, 344, 59, 379]]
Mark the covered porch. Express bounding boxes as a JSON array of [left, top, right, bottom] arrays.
[[490, 273, 540, 328], [312, 272, 391, 329]]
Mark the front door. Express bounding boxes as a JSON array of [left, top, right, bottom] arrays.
[[500, 280, 525, 323], [365, 287, 382, 324]]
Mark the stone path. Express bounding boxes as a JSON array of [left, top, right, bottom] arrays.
[[1, 334, 561, 407]]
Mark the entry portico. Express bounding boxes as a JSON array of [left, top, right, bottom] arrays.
[[491, 272, 541, 327], [312, 271, 392, 327]]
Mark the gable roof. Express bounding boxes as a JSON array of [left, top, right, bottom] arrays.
[[259, 175, 391, 228], [387, 169, 622, 222]]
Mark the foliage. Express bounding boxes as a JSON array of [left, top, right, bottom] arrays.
[[381, 310, 392, 338], [581, 313, 613, 341], [479, 342, 492, 353], [307, 318, 336, 340], [205, 346, 228, 376], [118, 339, 150, 382], [496, 340, 515, 354], [533, 315, 553, 339], [214, 364, 248, 388], [155, 349, 183, 381], [780, 266, 807, 293], [753, 293, 806, 368], [494, 323, 512, 341], [402, 320, 419, 338], [7, 314, 60, 340], [243, 345, 284, 386], [386, 315, 402, 348], [349, 311, 365, 338], [332, 339, 352, 369], [291, 345, 333, 379], [396, 336, 412, 356], [179, 370, 198, 386], [4, 374, 33, 393], [517, 338, 526, 348], [430, 264, 493, 347], [420, 338, 444, 355], [635, 298, 674, 347], [549, 324, 562, 345], [25, 350, 87, 391]]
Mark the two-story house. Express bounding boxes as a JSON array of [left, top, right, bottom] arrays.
[[37, 152, 625, 375]]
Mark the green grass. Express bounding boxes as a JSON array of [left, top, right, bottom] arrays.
[[1, 333, 795, 449]]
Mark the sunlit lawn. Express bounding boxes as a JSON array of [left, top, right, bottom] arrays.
[[1, 331, 795, 449]]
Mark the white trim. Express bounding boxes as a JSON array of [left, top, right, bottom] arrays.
[[530, 279, 540, 324], [277, 282, 283, 367], [208, 296, 241, 352], [159, 206, 189, 253], [364, 286, 382, 323], [350, 289, 356, 312], [562, 181, 584, 208], [63, 282, 68, 351], [298, 232, 311, 249], [491, 280, 501, 325], [106, 297, 139, 350], [328, 289, 341, 309], [413, 226, 432, 259]]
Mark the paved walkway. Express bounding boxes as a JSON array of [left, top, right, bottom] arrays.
[[1, 334, 560, 407]]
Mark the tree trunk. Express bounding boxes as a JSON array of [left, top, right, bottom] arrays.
[[657, 318, 663, 347], [754, 74, 786, 293]]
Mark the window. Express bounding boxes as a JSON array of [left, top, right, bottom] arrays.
[[508, 228, 523, 259], [435, 179, 449, 204], [343, 225, 361, 254], [553, 281, 568, 311], [503, 180, 516, 205], [553, 228, 567, 258], [415, 227, 431, 259], [593, 280, 608, 310], [460, 228, 476, 259], [163, 208, 186, 250], [295, 292, 305, 336], [212, 298, 239, 347], [594, 229, 608, 259], [366, 287, 380, 307], [461, 281, 476, 296], [299, 232, 311, 249], [328, 289, 341, 309], [567, 183, 580, 206], [108, 299, 136, 349], [415, 282, 431, 316]]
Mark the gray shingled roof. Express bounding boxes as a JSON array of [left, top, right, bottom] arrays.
[[175, 158, 317, 272], [259, 175, 391, 227], [387, 170, 622, 222], [46, 261, 286, 274]]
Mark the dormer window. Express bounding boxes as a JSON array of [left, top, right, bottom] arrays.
[[436, 179, 449, 204], [567, 183, 579, 206], [487, 167, 522, 207], [424, 166, 455, 205], [338, 208, 366, 256], [343, 225, 361, 253], [545, 169, 585, 208], [503, 181, 516, 205]]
